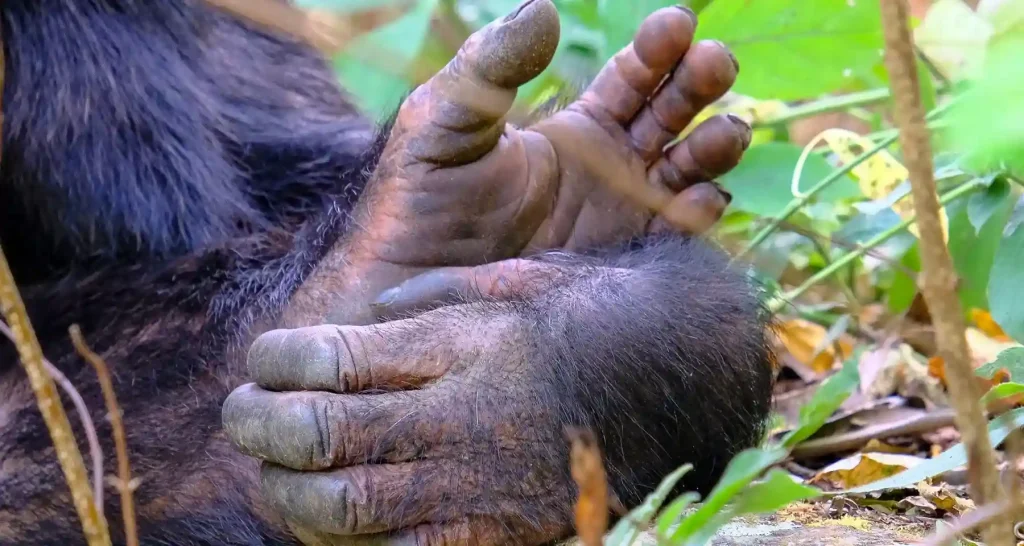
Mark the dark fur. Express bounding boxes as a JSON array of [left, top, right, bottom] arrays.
[[0, 1, 774, 545]]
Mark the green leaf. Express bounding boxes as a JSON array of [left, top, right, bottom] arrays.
[[694, 0, 884, 100], [989, 213, 1024, 343], [606, 464, 693, 546], [967, 176, 1011, 235], [669, 446, 788, 541], [597, 0, 678, 59], [781, 357, 860, 448], [981, 382, 1024, 405], [977, 347, 1024, 382], [728, 469, 821, 515], [947, 189, 1015, 313], [835, 209, 917, 265], [948, 36, 1024, 177], [718, 142, 861, 218], [845, 407, 1024, 494], [655, 492, 701, 538], [887, 244, 921, 314], [332, 0, 439, 116]]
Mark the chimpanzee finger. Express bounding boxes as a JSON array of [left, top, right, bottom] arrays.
[[628, 41, 740, 164], [647, 182, 730, 235], [399, 0, 559, 163], [247, 323, 454, 393], [261, 463, 557, 541], [576, 7, 696, 124], [647, 114, 751, 193], [369, 258, 563, 322], [222, 384, 446, 470]]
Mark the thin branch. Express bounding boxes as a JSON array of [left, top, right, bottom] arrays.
[[773, 177, 985, 312], [0, 32, 111, 546], [71, 326, 139, 546], [0, 320, 104, 511], [879, 2, 1009, 545]]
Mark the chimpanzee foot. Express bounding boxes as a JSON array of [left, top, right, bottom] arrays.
[[349, 0, 750, 269]]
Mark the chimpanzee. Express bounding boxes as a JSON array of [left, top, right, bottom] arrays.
[[0, 0, 775, 544]]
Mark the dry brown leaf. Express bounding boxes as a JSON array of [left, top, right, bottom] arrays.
[[567, 428, 608, 546], [916, 482, 976, 515], [777, 318, 855, 374], [811, 453, 926, 489]]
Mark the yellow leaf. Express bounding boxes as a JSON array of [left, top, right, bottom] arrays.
[[777, 318, 854, 374], [811, 453, 924, 489], [811, 129, 948, 241]]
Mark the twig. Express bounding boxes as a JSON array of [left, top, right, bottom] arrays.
[[772, 177, 985, 312], [0, 34, 111, 546], [70, 326, 139, 546], [0, 320, 104, 511], [920, 500, 1012, 546], [736, 101, 958, 262], [791, 408, 957, 459], [879, 2, 1009, 545], [752, 88, 893, 129]]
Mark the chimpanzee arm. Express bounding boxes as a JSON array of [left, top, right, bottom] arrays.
[[222, 233, 774, 545]]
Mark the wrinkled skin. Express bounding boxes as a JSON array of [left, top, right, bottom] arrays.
[[288, 0, 749, 326], [224, 2, 771, 545]]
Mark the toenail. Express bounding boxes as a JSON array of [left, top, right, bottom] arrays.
[[505, 0, 539, 22], [673, 5, 697, 25], [726, 113, 753, 149]]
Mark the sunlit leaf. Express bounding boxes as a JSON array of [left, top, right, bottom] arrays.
[[695, 0, 884, 100]]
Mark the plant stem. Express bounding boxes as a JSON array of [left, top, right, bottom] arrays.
[[879, 4, 1009, 544], [737, 99, 959, 262], [753, 88, 892, 129], [772, 178, 985, 312], [72, 326, 139, 546], [0, 38, 110, 546]]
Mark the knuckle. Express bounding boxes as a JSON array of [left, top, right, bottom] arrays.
[[333, 325, 368, 392], [247, 328, 291, 383]]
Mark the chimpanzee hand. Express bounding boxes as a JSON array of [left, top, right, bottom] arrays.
[[347, 0, 749, 272], [223, 237, 774, 545]]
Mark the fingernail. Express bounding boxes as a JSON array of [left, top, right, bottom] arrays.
[[674, 5, 697, 25], [726, 113, 753, 149], [715, 183, 733, 204], [712, 40, 739, 74], [505, 0, 539, 22], [371, 287, 401, 308]]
